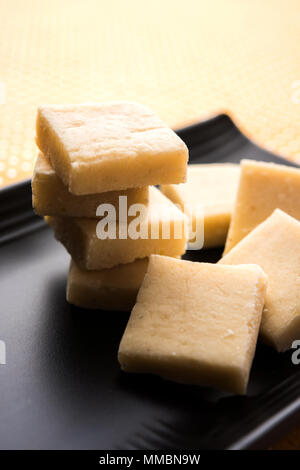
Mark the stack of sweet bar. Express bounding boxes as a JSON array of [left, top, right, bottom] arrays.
[[121, 158, 300, 394], [32, 102, 300, 396], [32, 102, 188, 311]]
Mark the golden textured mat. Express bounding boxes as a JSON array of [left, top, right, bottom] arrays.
[[0, 0, 300, 188]]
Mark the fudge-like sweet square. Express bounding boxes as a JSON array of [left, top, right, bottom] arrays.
[[32, 152, 149, 218], [220, 209, 300, 352], [118, 255, 267, 394], [224, 159, 300, 254], [67, 258, 149, 311], [46, 187, 187, 270], [161, 163, 240, 248], [36, 102, 188, 195]]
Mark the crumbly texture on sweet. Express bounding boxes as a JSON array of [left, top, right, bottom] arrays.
[[118, 255, 267, 394], [161, 163, 240, 248], [220, 209, 300, 352], [46, 187, 187, 270], [32, 152, 149, 218], [224, 159, 300, 254], [36, 102, 188, 195], [67, 258, 149, 311]]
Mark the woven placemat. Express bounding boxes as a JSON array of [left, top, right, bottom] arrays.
[[0, 0, 300, 187]]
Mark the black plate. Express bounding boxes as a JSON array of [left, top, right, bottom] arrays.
[[0, 114, 300, 450]]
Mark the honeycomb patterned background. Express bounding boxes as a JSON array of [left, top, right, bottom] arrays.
[[0, 0, 300, 188]]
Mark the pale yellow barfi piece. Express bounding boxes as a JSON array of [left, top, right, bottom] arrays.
[[67, 258, 149, 311], [36, 102, 188, 195], [161, 163, 240, 248], [220, 209, 300, 352], [32, 152, 149, 218], [46, 187, 187, 270], [224, 159, 300, 254], [118, 255, 267, 395]]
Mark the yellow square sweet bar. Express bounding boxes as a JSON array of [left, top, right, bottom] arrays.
[[220, 209, 300, 352], [36, 102, 188, 195], [161, 163, 240, 248], [67, 258, 149, 311], [46, 187, 187, 270], [118, 255, 267, 394], [32, 152, 149, 218], [224, 159, 300, 254]]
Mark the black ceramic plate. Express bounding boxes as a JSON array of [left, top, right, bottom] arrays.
[[0, 114, 300, 450]]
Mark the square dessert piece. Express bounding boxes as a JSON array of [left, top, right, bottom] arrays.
[[67, 258, 149, 311], [161, 163, 240, 248], [32, 152, 149, 218], [36, 102, 188, 195], [220, 209, 300, 352], [118, 255, 267, 394], [224, 159, 300, 254], [46, 187, 187, 270]]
